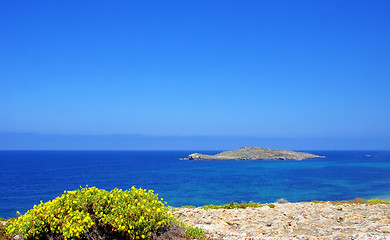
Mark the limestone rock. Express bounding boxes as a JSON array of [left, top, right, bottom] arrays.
[[173, 202, 390, 239]]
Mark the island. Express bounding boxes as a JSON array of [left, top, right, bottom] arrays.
[[184, 146, 325, 161]]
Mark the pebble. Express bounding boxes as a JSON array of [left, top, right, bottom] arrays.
[[173, 202, 390, 239]]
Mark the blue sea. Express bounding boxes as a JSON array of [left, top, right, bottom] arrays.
[[1, 150, 390, 218]]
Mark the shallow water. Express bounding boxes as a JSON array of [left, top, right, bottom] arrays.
[[1, 150, 389, 218]]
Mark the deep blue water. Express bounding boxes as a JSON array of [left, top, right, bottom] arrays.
[[1, 150, 390, 218]]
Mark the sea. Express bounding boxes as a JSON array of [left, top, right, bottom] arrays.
[[1, 150, 390, 219]]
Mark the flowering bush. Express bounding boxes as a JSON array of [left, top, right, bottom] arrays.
[[6, 186, 172, 240], [0, 223, 7, 240]]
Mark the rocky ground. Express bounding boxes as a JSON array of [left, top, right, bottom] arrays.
[[172, 202, 390, 239]]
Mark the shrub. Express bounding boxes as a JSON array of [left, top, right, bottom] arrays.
[[201, 201, 262, 210], [246, 201, 263, 208], [6, 186, 172, 240], [311, 200, 326, 203], [351, 198, 366, 204], [180, 205, 196, 209], [328, 198, 390, 205], [184, 226, 206, 240], [0, 223, 7, 240], [365, 199, 390, 204], [268, 204, 275, 208], [201, 204, 221, 210]]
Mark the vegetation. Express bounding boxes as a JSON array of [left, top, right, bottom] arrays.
[[201, 201, 263, 209], [0, 224, 7, 240], [5, 185, 390, 240], [184, 225, 207, 240], [364, 199, 390, 204], [6, 186, 173, 240], [311, 198, 390, 205], [180, 205, 196, 209], [185, 146, 325, 161]]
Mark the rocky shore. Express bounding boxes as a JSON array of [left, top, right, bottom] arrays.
[[184, 146, 325, 161], [173, 202, 390, 239]]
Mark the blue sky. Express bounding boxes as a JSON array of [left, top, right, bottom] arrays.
[[1, 0, 389, 149]]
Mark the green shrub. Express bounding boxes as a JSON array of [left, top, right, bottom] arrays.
[[365, 199, 390, 204], [6, 186, 172, 240], [268, 204, 275, 208], [246, 201, 263, 208], [328, 198, 390, 205], [180, 205, 196, 209], [311, 200, 326, 203], [184, 225, 206, 240], [200, 204, 221, 210], [201, 201, 262, 210]]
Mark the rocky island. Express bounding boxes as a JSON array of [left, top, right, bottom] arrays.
[[184, 146, 325, 161]]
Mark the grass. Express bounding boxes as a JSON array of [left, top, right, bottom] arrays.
[[201, 201, 263, 209], [184, 226, 207, 240], [180, 205, 196, 209], [196, 197, 390, 211], [311, 198, 390, 205], [365, 199, 390, 204], [169, 218, 207, 240]]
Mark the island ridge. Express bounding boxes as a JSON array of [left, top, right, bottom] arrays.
[[184, 146, 325, 161]]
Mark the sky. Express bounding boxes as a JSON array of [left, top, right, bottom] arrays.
[[0, 0, 389, 150]]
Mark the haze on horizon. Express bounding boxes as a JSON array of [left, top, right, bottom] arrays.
[[0, 0, 389, 150]]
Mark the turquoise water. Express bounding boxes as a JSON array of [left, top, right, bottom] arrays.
[[0, 150, 389, 218]]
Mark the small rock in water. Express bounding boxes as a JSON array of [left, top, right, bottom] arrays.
[[277, 198, 289, 204]]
